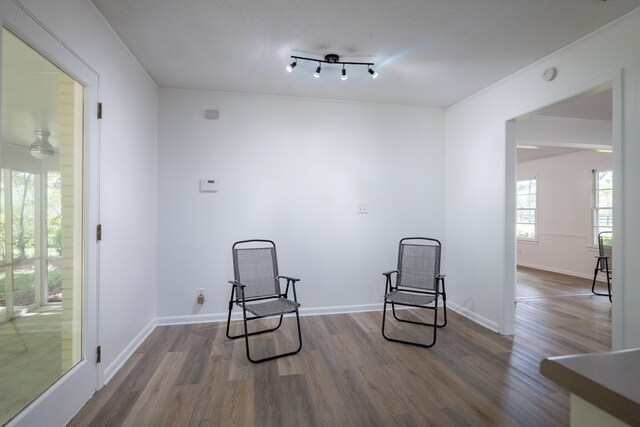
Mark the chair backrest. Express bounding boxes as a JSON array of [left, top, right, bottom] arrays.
[[397, 237, 441, 291], [232, 240, 280, 299], [598, 231, 613, 268]]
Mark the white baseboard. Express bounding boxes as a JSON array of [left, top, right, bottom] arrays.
[[300, 303, 382, 316], [101, 318, 156, 386], [156, 303, 384, 327], [517, 262, 604, 282], [447, 302, 499, 333], [156, 312, 230, 325]]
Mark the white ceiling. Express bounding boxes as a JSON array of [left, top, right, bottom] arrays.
[[517, 146, 585, 163], [90, 0, 640, 108], [535, 88, 613, 121], [517, 88, 612, 163]]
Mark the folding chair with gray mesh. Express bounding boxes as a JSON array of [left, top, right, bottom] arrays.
[[381, 237, 447, 348], [226, 239, 302, 363], [591, 231, 612, 302]]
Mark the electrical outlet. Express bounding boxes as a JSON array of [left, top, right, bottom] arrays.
[[196, 288, 205, 304]]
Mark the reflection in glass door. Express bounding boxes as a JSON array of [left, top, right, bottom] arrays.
[[0, 28, 85, 424]]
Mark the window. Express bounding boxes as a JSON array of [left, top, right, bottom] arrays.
[[593, 169, 612, 245], [517, 178, 537, 240]]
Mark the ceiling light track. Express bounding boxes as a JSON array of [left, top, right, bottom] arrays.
[[287, 54, 377, 79]]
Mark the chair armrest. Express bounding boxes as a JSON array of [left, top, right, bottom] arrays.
[[278, 275, 300, 282], [383, 270, 398, 294], [279, 276, 301, 302], [228, 280, 246, 288], [436, 274, 446, 279]]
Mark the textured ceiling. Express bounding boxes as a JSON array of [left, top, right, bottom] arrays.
[[90, 0, 640, 108]]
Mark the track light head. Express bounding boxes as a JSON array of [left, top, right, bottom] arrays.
[[286, 60, 297, 72], [341, 67, 347, 80], [314, 64, 321, 78], [368, 67, 378, 78]]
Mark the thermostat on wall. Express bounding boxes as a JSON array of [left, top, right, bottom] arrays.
[[199, 179, 219, 192]]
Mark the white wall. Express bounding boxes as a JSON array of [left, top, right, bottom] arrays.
[[445, 10, 640, 348], [157, 89, 445, 318], [12, 0, 159, 381], [517, 150, 612, 279], [516, 115, 613, 147]]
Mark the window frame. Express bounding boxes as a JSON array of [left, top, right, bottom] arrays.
[[516, 177, 538, 241], [592, 169, 613, 246]]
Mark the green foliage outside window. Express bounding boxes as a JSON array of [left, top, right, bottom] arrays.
[[0, 169, 64, 306]]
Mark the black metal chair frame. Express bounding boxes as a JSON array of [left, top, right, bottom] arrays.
[[381, 237, 447, 348], [226, 239, 302, 363], [591, 231, 612, 302]]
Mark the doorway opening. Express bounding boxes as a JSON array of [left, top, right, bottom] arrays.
[[505, 82, 618, 354]]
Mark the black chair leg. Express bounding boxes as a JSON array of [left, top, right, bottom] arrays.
[[243, 310, 303, 363], [226, 305, 284, 339], [591, 260, 612, 302], [440, 293, 448, 328], [390, 299, 447, 328], [591, 265, 600, 295], [382, 300, 437, 348]]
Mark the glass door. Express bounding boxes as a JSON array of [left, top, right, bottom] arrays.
[[0, 2, 99, 421]]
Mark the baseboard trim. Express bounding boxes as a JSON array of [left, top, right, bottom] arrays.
[[156, 313, 229, 325], [447, 302, 499, 333], [300, 303, 382, 316], [517, 262, 605, 282], [155, 303, 384, 327], [102, 318, 156, 386]]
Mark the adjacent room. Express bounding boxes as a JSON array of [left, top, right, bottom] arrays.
[[514, 88, 613, 356], [1, 1, 640, 426]]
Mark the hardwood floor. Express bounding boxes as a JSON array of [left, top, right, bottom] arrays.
[[70, 269, 611, 426], [515, 267, 611, 355]]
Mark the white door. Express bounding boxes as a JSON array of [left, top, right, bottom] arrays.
[[1, 1, 100, 425]]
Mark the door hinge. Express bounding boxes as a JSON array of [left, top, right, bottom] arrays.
[[96, 346, 102, 363], [96, 224, 102, 241], [97, 102, 103, 119]]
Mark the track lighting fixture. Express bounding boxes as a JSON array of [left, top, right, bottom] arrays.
[[287, 54, 377, 80]]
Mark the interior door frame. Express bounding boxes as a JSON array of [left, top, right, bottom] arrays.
[[502, 71, 623, 349], [2, 0, 101, 425]]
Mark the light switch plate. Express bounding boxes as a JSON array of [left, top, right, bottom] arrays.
[[356, 203, 369, 214]]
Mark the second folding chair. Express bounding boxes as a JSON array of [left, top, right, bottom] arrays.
[[591, 231, 612, 302], [381, 237, 447, 348]]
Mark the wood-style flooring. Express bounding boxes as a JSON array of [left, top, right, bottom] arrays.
[[70, 268, 611, 426]]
